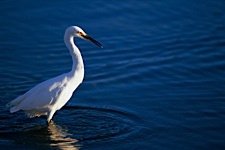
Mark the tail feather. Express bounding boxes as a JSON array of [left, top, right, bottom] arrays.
[[6, 94, 26, 113], [10, 106, 21, 113], [6, 95, 25, 107]]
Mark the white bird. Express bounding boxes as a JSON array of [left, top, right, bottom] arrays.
[[6, 26, 103, 123]]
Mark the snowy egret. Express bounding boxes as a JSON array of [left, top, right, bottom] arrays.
[[6, 26, 103, 123]]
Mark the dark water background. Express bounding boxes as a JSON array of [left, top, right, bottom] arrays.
[[1, 0, 225, 149]]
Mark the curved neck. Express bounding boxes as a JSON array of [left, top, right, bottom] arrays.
[[64, 34, 84, 75]]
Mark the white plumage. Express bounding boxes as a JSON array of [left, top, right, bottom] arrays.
[[6, 26, 103, 123]]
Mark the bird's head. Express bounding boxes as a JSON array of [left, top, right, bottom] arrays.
[[66, 26, 103, 48]]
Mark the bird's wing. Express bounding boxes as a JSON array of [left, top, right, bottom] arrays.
[[9, 74, 68, 113]]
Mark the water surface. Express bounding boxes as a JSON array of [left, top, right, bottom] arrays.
[[1, 0, 225, 149]]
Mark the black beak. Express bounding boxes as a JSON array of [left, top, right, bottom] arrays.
[[83, 35, 103, 48]]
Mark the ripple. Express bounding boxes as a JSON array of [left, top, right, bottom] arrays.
[[0, 105, 141, 148], [57, 106, 140, 144]]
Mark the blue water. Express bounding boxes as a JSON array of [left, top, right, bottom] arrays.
[[1, 0, 225, 149]]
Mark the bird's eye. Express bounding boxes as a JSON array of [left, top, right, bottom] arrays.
[[78, 31, 86, 37]]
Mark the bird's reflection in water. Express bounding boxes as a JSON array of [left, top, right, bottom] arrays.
[[48, 121, 80, 150]]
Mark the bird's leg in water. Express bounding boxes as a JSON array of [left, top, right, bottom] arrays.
[[47, 109, 56, 124], [46, 119, 53, 125]]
